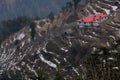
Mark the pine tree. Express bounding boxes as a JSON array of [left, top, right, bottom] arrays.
[[47, 12, 55, 23], [72, 0, 81, 9]]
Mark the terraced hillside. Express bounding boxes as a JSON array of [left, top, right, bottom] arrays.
[[0, 0, 120, 80]]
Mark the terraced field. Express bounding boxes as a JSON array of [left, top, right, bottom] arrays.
[[0, 0, 120, 80]]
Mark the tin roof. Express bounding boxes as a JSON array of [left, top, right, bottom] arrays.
[[77, 13, 107, 22]]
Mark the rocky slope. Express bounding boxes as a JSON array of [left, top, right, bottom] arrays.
[[0, 0, 120, 80]]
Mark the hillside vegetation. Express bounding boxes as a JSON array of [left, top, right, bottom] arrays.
[[0, 0, 120, 80]]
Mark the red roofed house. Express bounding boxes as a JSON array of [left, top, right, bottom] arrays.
[[77, 13, 108, 27]]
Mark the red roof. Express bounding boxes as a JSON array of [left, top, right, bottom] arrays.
[[77, 13, 107, 22]]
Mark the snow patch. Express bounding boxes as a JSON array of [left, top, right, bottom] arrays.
[[16, 33, 25, 40], [69, 40, 72, 47], [93, 47, 97, 52], [103, 8, 110, 14], [111, 6, 118, 11], [102, 2, 118, 11], [21, 42, 25, 47], [54, 58, 60, 64], [85, 8, 91, 15], [37, 48, 41, 54], [92, 32, 99, 36], [107, 57, 115, 61], [82, 40, 88, 44], [61, 48, 68, 52], [96, 5, 110, 14], [84, 35, 95, 39], [89, 5, 97, 14], [0, 70, 3, 74], [72, 67, 80, 76], [36, 25, 41, 28], [21, 62, 25, 66], [112, 67, 119, 70], [98, 51, 103, 55], [42, 42, 55, 54], [102, 60, 106, 63], [109, 50, 118, 53], [38, 33, 42, 37], [28, 38, 31, 43], [27, 64, 38, 77], [109, 35, 116, 40], [106, 42, 110, 47], [15, 66, 21, 71], [39, 54, 57, 69], [42, 42, 48, 53], [64, 58, 67, 62]]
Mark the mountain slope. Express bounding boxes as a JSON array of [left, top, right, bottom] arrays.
[[0, 0, 120, 79]]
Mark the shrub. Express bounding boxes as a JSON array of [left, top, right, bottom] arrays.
[[47, 12, 55, 23]]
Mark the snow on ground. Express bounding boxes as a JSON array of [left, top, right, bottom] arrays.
[[105, 24, 119, 31], [89, 5, 98, 14], [69, 40, 72, 47], [27, 64, 38, 77], [16, 33, 25, 40], [107, 57, 115, 60], [93, 47, 97, 52], [0, 70, 3, 74], [84, 35, 94, 39], [106, 4, 118, 11], [92, 32, 99, 36], [54, 58, 60, 64], [98, 51, 103, 55], [85, 8, 91, 15], [28, 38, 31, 43], [72, 67, 80, 76], [109, 50, 118, 53], [36, 25, 41, 28], [109, 35, 116, 40], [102, 60, 106, 63], [33, 59, 39, 64], [96, 4, 110, 14], [0, 48, 16, 64], [15, 66, 21, 71], [39, 54, 57, 69], [42, 42, 48, 53], [81, 40, 88, 44], [21, 42, 25, 48], [1, 45, 3, 49], [61, 48, 68, 52], [21, 62, 25, 66], [99, 1, 118, 11], [19, 53, 27, 61], [48, 51, 55, 55], [102, 8, 110, 14], [88, 35, 94, 38], [115, 23, 120, 26], [116, 30, 120, 37], [42, 42, 55, 54], [5, 43, 8, 46], [38, 33, 42, 37], [112, 67, 119, 70], [106, 42, 110, 47], [111, 6, 118, 11], [64, 58, 67, 62]]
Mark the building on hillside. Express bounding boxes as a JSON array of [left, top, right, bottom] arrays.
[[77, 13, 108, 28]]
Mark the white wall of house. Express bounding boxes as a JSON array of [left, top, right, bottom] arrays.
[[96, 16, 108, 22], [77, 16, 108, 27], [77, 22, 91, 27]]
